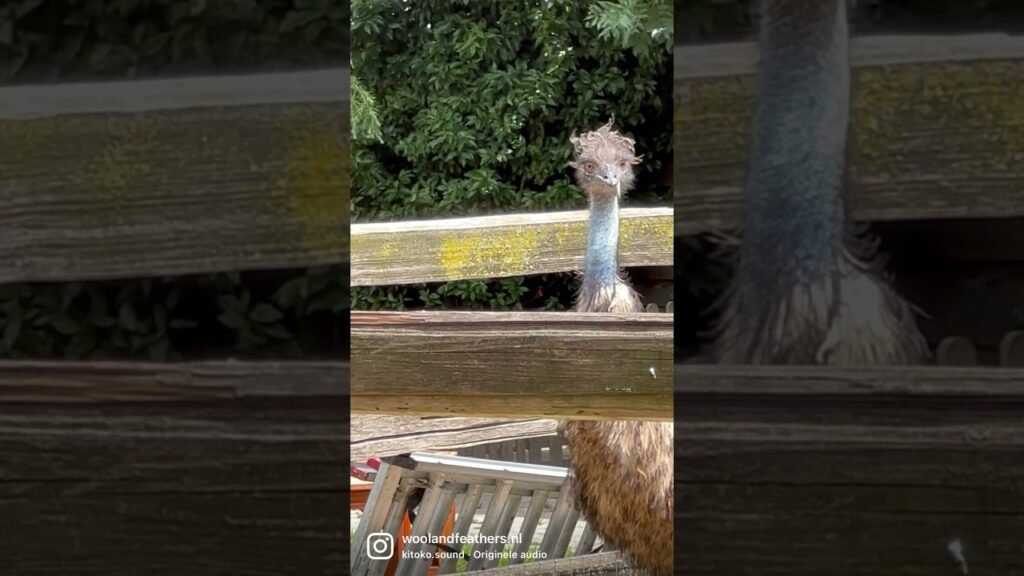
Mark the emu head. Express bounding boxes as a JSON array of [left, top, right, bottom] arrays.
[[569, 119, 642, 199]]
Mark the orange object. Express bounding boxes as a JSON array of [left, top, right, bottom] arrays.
[[350, 477, 373, 510], [384, 503, 457, 576]]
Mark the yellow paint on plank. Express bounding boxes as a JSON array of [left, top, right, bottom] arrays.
[[81, 118, 156, 221], [438, 226, 541, 280], [283, 117, 347, 253]]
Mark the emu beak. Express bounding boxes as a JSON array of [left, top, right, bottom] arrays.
[[598, 164, 621, 186]]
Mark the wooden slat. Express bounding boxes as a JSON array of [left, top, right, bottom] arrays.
[[678, 362, 1024, 575], [676, 364, 1024, 397], [538, 488, 573, 560], [351, 311, 673, 420], [421, 486, 457, 573], [553, 508, 581, 560], [576, 523, 598, 557], [0, 69, 348, 282], [396, 472, 447, 576], [465, 479, 513, 571], [350, 415, 558, 461], [438, 483, 483, 574], [351, 207, 672, 286], [460, 551, 630, 575], [676, 34, 1024, 234], [0, 402, 345, 576], [510, 490, 550, 565], [0, 360, 345, 402], [483, 494, 523, 570]]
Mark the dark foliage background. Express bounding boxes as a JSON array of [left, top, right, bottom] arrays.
[[351, 0, 673, 311], [0, 1, 346, 360], [0, 0, 347, 82], [676, 0, 1024, 42]]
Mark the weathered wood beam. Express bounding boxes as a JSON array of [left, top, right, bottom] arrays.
[[676, 34, 1024, 234], [351, 311, 673, 420], [351, 207, 673, 286], [460, 552, 629, 575], [675, 364, 1024, 398], [676, 362, 1024, 575], [0, 68, 349, 283], [0, 402, 346, 575], [350, 415, 557, 461], [0, 360, 346, 403]]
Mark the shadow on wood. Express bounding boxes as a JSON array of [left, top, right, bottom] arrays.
[[675, 362, 1024, 574]]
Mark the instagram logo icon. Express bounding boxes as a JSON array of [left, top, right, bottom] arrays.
[[366, 532, 394, 560]]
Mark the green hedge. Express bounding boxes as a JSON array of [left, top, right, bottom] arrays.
[[0, 267, 345, 361], [1, 0, 347, 81], [351, 0, 672, 310], [677, 0, 1024, 42]]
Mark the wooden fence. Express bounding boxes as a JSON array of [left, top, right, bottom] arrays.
[[0, 68, 348, 575], [676, 363, 1024, 575], [676, 31, 1024, 575], [351, 208, 671, 286], [350, 208, 674, 422], [351, 310, 672, 421], [676, 33, 1024, 234]]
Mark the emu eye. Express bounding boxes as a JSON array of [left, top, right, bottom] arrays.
[[582, 162, 596, 172], [618, 160, 629, 169]]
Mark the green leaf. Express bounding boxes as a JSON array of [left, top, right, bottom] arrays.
[[250, 303, 283, 323], [274, 276, 308, 309], [218, 295, 247, 315], [218, 311, 246, 330], [280, 10, 322, 33], [119, 302, 140, 331], [51, 314, 80, 336], [65, 335, 94, 359], [91, 315, 117, 328], [0, 21, 14, 47], [3, 315, 21, 349], [61, 283, 83, 310], [148, 338, 170, 361], [166, 285, 180, 311], [260, 323, 292, 339], [14, 0, 44, 18], [153, 304, 168, 331]]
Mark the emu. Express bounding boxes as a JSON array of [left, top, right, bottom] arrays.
[[557, 120, 673, 576], [715, 0, 928, 365]]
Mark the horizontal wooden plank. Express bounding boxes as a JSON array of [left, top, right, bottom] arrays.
[[677, 361, 1024, 575], [0, 360, 345, 402], [351, 207, 672, 286], [2, 68, 348, 118], [0, 402, 346, 575], [675, 364, 1024, 398], [350, 415, 557, 461], [1, 70, 348, 283], [676, 33, 1024, 79], [676, 34, 1024, 234], [460, 552, 629, 575], [350, 311, 673, 420]]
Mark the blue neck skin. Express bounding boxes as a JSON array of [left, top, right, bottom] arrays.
[[583, 192, 620, 294], [739, 0, 850, 295]]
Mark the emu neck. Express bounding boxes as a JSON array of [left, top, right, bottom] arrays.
[[741, 0, 850, 290], [583, 192, 620, 294]]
